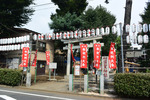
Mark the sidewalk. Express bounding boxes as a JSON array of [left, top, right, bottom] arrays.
[[16, 75, 121, 99]]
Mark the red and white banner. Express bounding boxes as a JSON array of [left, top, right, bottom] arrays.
[[80, 44, 87, 68], [32, 50, 38, 66], [94, 43, 101, 69], [20, 47, 29, 67], [109, 42, 117, 69], [46, 51, 50, 65]]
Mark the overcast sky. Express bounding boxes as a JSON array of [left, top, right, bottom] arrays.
[[22, 0, 148, 34]]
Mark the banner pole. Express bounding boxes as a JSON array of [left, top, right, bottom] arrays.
[[34, 39, 38, 84]]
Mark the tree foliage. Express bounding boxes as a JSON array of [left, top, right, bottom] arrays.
[[140, 3, 150, 66], [0, 0, 34, 34], [51, 0, 88, 16], [81, 5, 116, 29], [49, 12, 84, 32]]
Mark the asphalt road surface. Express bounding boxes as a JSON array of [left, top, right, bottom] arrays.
[[0, 87, 111, 100]]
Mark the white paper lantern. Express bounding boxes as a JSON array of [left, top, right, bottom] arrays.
[[112, 25, 117, 34], [18, 37, 21, 43], [33, 34, 37, 40], [126, 35, 130, 44], [52, 33, 55, 40], [44, 34, 48, 40], [105, 27, 110, 35], [137, 35, 143, 44], [126, 24, 130, 33], [10, 38, 13, 44], [48, 33, 52, 40], [87, 29, 91, 37], [67, 32, 70, 39], [26, 43, 29, 47], [82, 30, 86, 37], [38, 34, 41, 40], [133, 35, 137, 44], [56, 33, 59, 40], [14, 45, 17, 50], [70, 31, 74, 39], [6, 38, 8, 44], [78, 30, 82, 38], [21, 44, 24, 49], [132, 24, 136, 33], [41, 34, 44, 40], [91, 28, 95, 36], [143, 23, 148, 33], [17, 44, 20, 50], [96, 28, 100, 36], [12, 38, 15, 43], [101, 27, 105, 35], [137, 24, 143, 33], [11, 45, 14, 50], [74, 31, 78, 39], [59, 32, 62, 39], [24, 36, 27, 42], [26, 35, 30, 41], [21, 36, 24, 42], [143, 35, 149, 43]]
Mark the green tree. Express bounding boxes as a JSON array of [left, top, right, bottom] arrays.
[[140, 2, 150, 67], [51, 0, 88, 16], [49, 12, 84, 32], [81, 5, 116, 29], [0, 0, 34, 35]]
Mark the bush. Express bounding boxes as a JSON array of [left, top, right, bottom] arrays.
[[114, 73, 150, 98], [0, 68, 22, 86]]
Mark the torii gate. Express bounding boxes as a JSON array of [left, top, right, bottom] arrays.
[[61, 36, 104, 76]]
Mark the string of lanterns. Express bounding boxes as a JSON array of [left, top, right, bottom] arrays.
[[0, 35, 30, 51], [126, 23, 150, 44], [0, 23, 150, 51], [33, 26, 118, 40]]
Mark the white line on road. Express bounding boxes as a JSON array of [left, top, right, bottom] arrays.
[[0, 95, 16, 100], [0, 89, 76, 100]]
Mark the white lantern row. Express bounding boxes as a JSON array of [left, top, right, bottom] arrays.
[[126, 35, 149, 44], [125, 23, 150, 33], [33, 26, 118, 41], [0, 35, 30, 45], [0, 43, 29, 51]]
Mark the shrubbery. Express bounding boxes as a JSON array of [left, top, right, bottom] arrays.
[[0, 68, 22, 86], [114, 73, 150, 98]]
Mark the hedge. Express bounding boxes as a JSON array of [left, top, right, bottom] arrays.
[[114, 73, 150, 98], [0, 68, 22, 86]]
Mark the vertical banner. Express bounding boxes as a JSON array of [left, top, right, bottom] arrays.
[[20, 47, 29, 67], [46, 51, 50, 65], [80, 44, 87, 68], [102, 56, 109, 79], [32, 50, 38, 66], [109, 42, 117, 69], [94, 43, 101, 69]]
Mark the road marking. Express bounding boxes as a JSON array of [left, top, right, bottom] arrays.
[[0, 95, 16, 100], [0, 89, 76, 100]]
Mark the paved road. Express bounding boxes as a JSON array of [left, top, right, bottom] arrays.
[[0, 87, 111, 100]]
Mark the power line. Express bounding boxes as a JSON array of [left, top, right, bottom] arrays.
[[31, 3, 54, 8]]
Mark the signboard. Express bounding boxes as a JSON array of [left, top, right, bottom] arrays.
[[94, 43, 101, 69], [49, 63, 57, 69], [102, 56, 109, 79], [74, 65, 80, 76], [80, 44, 87, 68]]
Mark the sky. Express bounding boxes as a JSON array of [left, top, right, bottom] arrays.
[[22, 0, 148, 34]]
